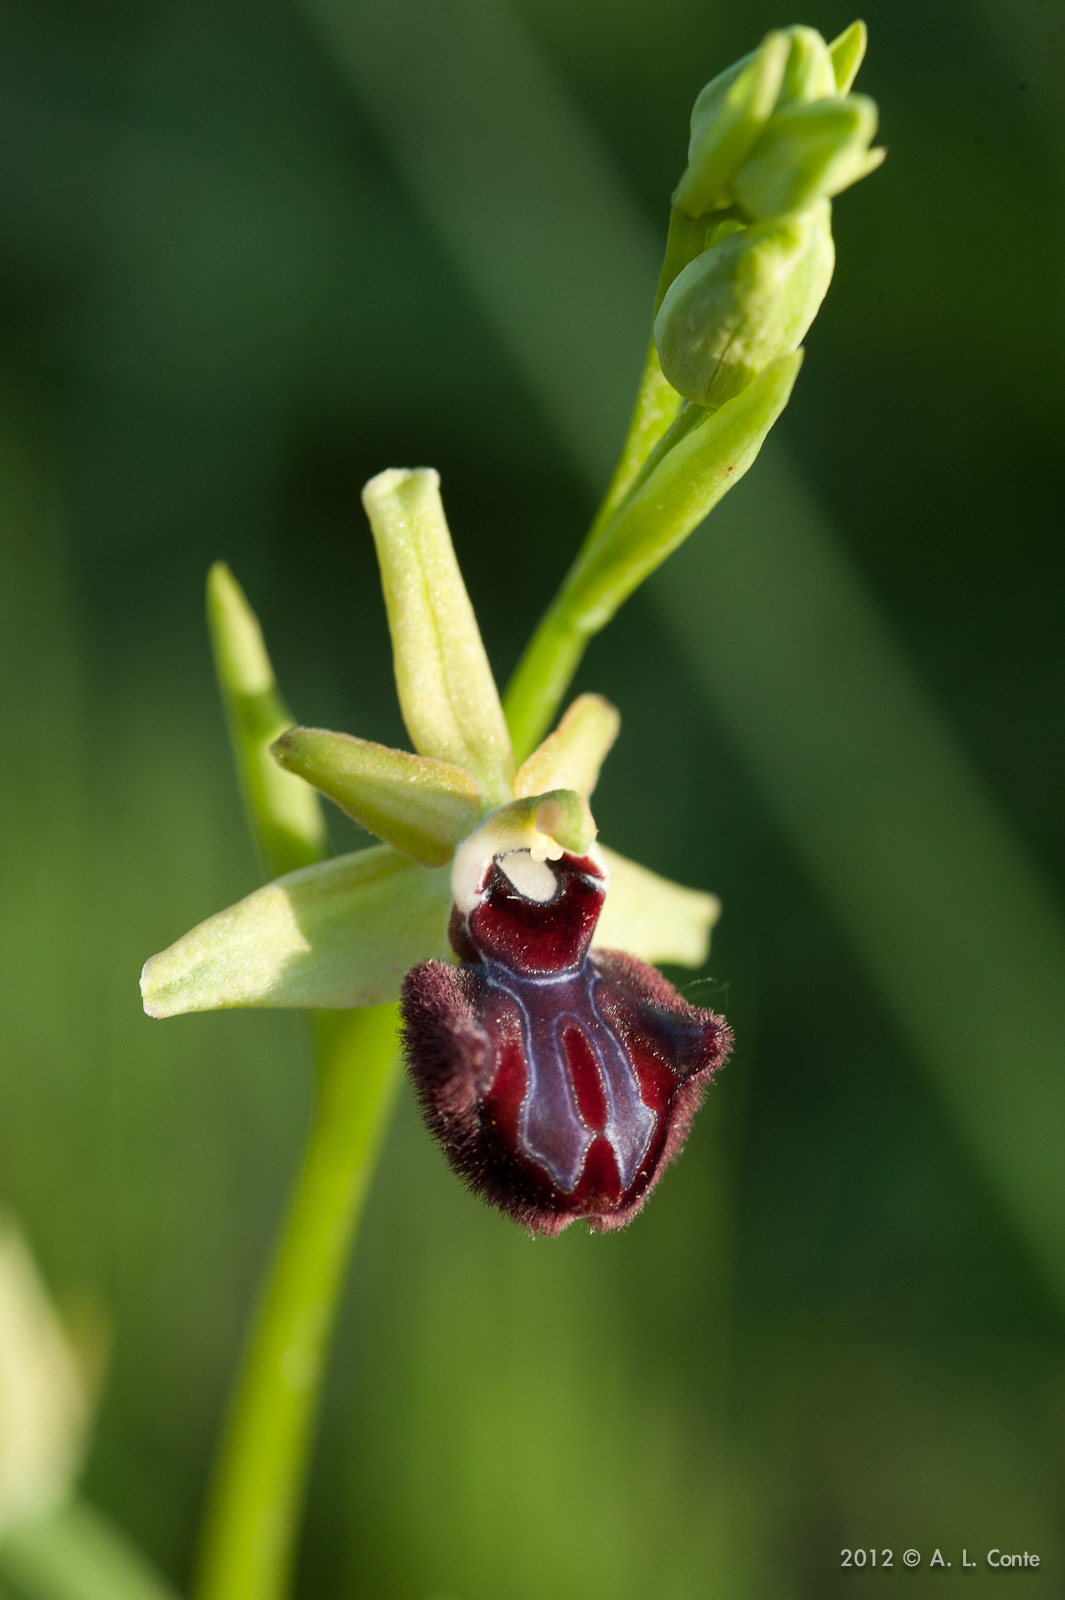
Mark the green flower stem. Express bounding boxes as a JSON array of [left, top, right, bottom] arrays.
[[501, 606, 593, 771], [585, 341, 682, 543], [505, 352, 799, 761], [0, 1500, 181, 1600], [194, 1004, 401, 1600], [504, 211, 729, 764]]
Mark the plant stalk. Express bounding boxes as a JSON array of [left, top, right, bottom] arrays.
[[193, 1005, 400, 1600]]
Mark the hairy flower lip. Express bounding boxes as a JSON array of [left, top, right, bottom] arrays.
[[402, 846, 732, 1235]]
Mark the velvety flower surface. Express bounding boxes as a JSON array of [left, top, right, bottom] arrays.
[[403, 825, 731, 1235]]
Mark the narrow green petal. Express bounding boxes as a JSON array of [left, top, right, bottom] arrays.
[[361, 468, 515, 801], [140, 846, 451, 1015], [593, 848, 721, 968], [272, 727, 483, 867], [206, 564, 327, 877], [828, 20, 867, 93], [514, 694, 620, 800]]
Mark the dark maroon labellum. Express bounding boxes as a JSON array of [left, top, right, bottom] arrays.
[[401, 846, 732, 1234]]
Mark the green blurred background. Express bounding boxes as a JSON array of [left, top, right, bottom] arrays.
[[2, 0, 1064, 1594]]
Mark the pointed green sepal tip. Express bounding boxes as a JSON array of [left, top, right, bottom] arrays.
[[655, 201, 834, 409], [206, 562, 327, 878], [673, 30, 789, 219], [593, 848, 721, 968], [828, 20, 867, 94], [271, 726, 483, 867], [735, 93, 883, 220], [514, 693, 620, 801], [361, 467, 515, 802], [140, 845, 452, 1015]]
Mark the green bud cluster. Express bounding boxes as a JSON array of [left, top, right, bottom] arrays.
[[656, 21, 882, 411]]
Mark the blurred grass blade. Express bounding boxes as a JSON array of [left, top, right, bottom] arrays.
[[272, 727, 483, 866], [0, 1501, 181, 1600], [361, 468, 514, 802], [594, 848, 720, 968], [141, 845, 451, 1014], [207, 563, 327, 877], [513, 694, 620, 800]]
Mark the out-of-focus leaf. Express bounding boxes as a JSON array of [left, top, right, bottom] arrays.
[[206, 564, 327, 877], [0, 1500, 182, 1600], [0, 1222, 89, 1536]]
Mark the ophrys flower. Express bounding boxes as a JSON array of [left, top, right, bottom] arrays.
[[141, 469, 727, 1233]]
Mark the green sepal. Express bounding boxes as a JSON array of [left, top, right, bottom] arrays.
[[828, 20, 868, 94], [775, 26, 838, 107], [272, 727, 483, 867], [514, 694, 620, 801], [361, 468, 515, 802], [546, 352, 801, 639], [206, 564, 327, 878], [735, 94, 884, 219], [593, 848, 721, 968], [655, 202, 834, 409], [672, 31, 789, 218], [140, 846, 452, 1015]]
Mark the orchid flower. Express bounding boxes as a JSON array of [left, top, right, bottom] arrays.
[[141, 469, 728, 1234]]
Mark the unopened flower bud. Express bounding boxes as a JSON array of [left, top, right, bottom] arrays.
[[775, 25, 838, 107], [735, 94, 884, 219], [672, 30, 788, 218], [654, 202, 834, 409]]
